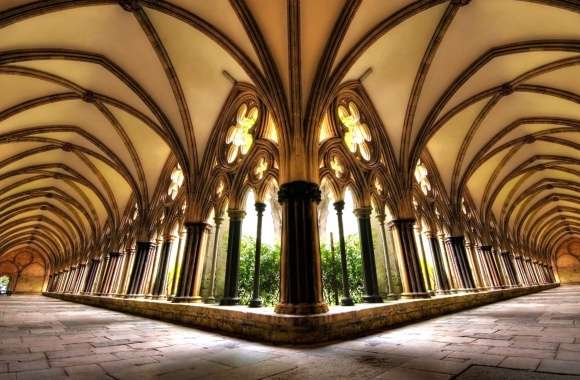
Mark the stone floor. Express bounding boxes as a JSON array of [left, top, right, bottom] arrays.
[[1, 286, 580, 380]]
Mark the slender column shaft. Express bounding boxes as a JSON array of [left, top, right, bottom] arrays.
[[448, 236, 476, 290], [377, 214, 396, 299], [126, 242, 155, 297], [206, 216, 223, 303], [355, 207, 382, 303], [249, 203, 266, 307], [173, 222, 210, 303], [428, 235, 451, 293], [115, 249, 133, 296], [466, 242, 485, 290], [219, 211, 245, 306], [170, 230, 186, 297], [274, 181, 328, 315], [414, 226, 433, 294], [480, 246, 500, 288], [391, 219, 429, 298], [334, 201, 354, 306], [152, 237, 174, 298]]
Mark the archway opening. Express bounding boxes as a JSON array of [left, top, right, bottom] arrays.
[[0, 275, 10, 295]]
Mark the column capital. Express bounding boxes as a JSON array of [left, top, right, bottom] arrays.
[[227, 209, 246, 221], [255, 202, 267, 213], [353, 207, 373, 218], [278, 181, 321, 204]]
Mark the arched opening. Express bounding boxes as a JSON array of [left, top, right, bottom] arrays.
[[0, 275, 11, 295]]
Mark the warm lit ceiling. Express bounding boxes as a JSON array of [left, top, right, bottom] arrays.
[[0, 0, 578, 268]]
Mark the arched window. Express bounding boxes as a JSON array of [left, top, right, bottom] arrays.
[[414, 159, 431, 195], [226, 103, 259, 163], [167, 164, 184, 200]]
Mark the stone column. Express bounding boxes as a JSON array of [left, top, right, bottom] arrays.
[[83, 260, 96, 293], [249, 202, 267, 307], [219, 210, 245, 306], [377, 213, 396, 300], [466, 242, 485, 291], [205, 216, 223, 304], [480, 246, 500, 289], [115, 249, 133, 296], [169, 229, 186, 298], [391, 219, 430, 299], [126, 241, 155, 297], [334, 201, 354, 306], [152, 235, 174, 299], [427, 233, 451, 294], [354, 207, 382, 303], [108, 252, 124, 295], [414, 225, 433, 295], [173, 222, 210, 303], [144, 240, 162, 298], [448, 236, 476, 291], [514, 255, 527, 286], [274, 181, 328, 315]]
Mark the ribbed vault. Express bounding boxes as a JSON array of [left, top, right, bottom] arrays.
[[0, 0, 578, 271]]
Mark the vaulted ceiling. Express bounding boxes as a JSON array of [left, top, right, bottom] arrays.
[[0, 0, 578, 267]]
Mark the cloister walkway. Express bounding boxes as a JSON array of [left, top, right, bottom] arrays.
[[1, 287, 580, 380]]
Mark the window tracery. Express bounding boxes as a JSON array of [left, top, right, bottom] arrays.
[[414, 159, 431, 196], [225, 103, 259, 163], [337, 102, 372, 161], [167, 164, 184, 200]]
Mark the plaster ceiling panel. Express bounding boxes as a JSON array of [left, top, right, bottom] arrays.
[[85, 155, 132, 218], [6, 60, 157, 123], [301, 0, 345, 110], [334, 0, 414, 70], [415, 0, 580, 147], [0, 99, 133, 169], [440, 52, 578, 118], [0, 73, 66, 111], [0, 4, 182, 153], [147, 9, 251, 161], [344, 3, 446, 161], [1, 198, 82, 230], [525, 64, 580, 97], [427, 97, 489, 192], [466, 147, 509, 207], [462, 92, 580, 175], [167, 0, 262, 74], [108, 105, 170, 196]]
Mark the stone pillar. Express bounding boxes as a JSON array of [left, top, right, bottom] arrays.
[[466, 242, 485, 291], [274, 181, 328, 315], [334, 201, 354, 306], [391, 219, 430, 298], [173, 222, 210, 303], [151, 236, 174, 299], [448, 236, 476, 291], [206, 216, 223, 304], [219, 210, 245, 306], [126, 242, 155, 297], [144, 240, 162, 298], [115, 249, 133, 296], [354, 207, 382, 303], [377, 214, 396, 300], [108, 252, 124, 295], [501, 252, 518, 287], [440, 235, 460, 291], [514, 255, 527, 286], [414, 225, 433, 295], [480, 246, 500, 289], [249, 202, 267, 307], [170, 229, 186, 298], [427, 233, 451, 294], [83, 259, 97, 293]]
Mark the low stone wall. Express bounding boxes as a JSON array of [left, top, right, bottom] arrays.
[[45, 284, 558, 344]]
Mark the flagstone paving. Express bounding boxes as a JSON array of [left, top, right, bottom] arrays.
[[1, 286, 580, 379]]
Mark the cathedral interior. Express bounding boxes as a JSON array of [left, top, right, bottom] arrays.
[[0, 0, 579, 379]]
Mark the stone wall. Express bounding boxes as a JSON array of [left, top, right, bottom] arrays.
[[556, 239, 580, 284], [46, 284, 557, 344]]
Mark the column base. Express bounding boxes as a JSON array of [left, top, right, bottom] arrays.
[[124, 294, 145, 299], [383, 293, 400, 300], [172, 296, 203, 303], [363, 295, 383, 303], [274, 302, 329, 315], [341, 297, 355, 306], [219, 297, 240, 306], [204, 297, 217, 304], [248, 299, 262, 308], [400, 292, 431, 299], [436, 289, 453, 295], [151, 295, 167, 300]]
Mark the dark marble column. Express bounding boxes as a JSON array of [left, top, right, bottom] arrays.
[[249, 203, 266, 308], [206, 216, 223, 304], [173, 222, 210, 303], [274, 181, 328, 315], [466, 242, 485, 291], [501, 252, 518, 287], [115, 249, 133, 296], [126, 242, 155, 298], [152, 236, 174, 299], [448, 236, 476, 290], [219, 210, 245, 306], [354, 207, 382, 303], [83, 259, 97, 293], [334, 201, 354, 306], [391, 219, 430, 299], [427, 234, 451, 294], [414, 225, 433, 295]]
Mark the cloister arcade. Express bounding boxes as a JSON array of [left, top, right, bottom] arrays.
[[1, 0, 575, 324]]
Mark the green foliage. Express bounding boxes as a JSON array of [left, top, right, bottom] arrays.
[[238, 236, 280, 306], [320, 234, 365, 304]]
